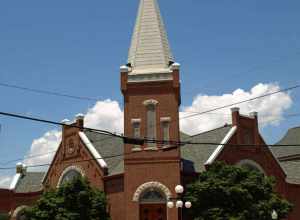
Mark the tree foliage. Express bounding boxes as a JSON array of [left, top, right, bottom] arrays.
[[0, 213, 9, 220], [185, 162, 292, 220], [24, 176, 110, 220]]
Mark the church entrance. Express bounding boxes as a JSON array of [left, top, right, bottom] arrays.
[[140, 204, 167, 220], [139, 188, 167, 220]]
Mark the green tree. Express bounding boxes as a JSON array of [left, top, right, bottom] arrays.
[[0, 213, 9, 220], [185, 162, 292, 220], [24, 176, 110, 220]]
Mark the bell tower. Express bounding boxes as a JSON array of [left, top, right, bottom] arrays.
[[121, 0, 181, 220]]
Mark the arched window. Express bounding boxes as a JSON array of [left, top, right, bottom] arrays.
[[60, 170, 81, 185], [57, 166, 85, 187], [237, 159, 265, 174], [139, 188, 167, 204]]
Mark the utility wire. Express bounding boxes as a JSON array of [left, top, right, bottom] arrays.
[[0, 111, 121, 138], [1, 141, 300, 170], [3, 112, 300, 166], [180, 85, 300, 120], [0, 150, 57, 166], [0, 84, 297, 142], [0, 82, 100, 102]]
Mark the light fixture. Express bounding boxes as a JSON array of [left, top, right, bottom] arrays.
[[167, 201, 174, 209], [176, 200, 183, 208], [175, 185, 184, 194], [271, 210, 278, 220], [185, 201, 192, 209]]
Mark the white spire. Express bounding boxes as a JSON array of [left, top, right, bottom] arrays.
[[128, 0, 174, 74]]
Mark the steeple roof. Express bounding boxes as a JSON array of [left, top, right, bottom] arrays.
[[128, 0, 174, 74]]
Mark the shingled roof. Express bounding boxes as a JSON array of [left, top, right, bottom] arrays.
[[271, 126, 300, 159], [270, 126, 300, 184], [280, 160, 300, 184], [180, 125, 233, 173], [128, 0, 174, 73], [15, 172, 44, 193], [84, 130, 124, 176]]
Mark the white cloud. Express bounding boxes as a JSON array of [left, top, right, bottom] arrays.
[[23, 99, 124, 171], [180, 83, 293, 135], [0, 175, 13, 189], [22, 83, 292, 171], [24, 130, 62, 170], [85, 99, 123, 133]]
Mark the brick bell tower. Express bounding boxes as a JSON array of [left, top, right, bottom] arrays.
[[120, 0, 181, 220]]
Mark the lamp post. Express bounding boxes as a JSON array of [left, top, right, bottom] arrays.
[[167, 185, 192, 220], [271, 210, 278, 220]]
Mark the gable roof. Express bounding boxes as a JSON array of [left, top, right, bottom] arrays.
[[15, 172, 45, 193], [180, 125, 234, 173], [82, 126, 234, 176], [271, 126, 300, 159]]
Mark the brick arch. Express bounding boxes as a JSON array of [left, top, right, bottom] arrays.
[[57, 165, 85, 187], [132, 181, 172, 202]]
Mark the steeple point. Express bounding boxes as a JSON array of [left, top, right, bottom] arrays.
[[128, 0, 174, 74]]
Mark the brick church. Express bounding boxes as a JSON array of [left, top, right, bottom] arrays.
[[1, 0, 300, 219]]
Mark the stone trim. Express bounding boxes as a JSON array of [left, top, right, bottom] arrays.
[[131, 118, 141, 124], [132, 181, 172, 202], [12, 205, 28, 219], [143, 99, 159, 106], [57, 165, 85, 187], [160, 117, 171, 122]]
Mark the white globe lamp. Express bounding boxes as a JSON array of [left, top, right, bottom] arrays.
[[167, 201, 174, 209], [185, 201, 192, 209], [176, 200, 183, 208], [175, 185, 184, 194]]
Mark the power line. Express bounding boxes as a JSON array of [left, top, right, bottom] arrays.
[[0, 141, 299, 170], [0, 150, 57, 166], [0, 111, 121, 138], [0, 82, 100, 102], [0, 84, 295, 141], [180, 85, 300, 120]]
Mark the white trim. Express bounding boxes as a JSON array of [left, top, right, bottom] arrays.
[[205, 126, 237, 165], [143, 99, 159, 106], [79, 132, 108, 168], [12, 205, 28, 218], [9, 173, 21, 190], [160, 117, 171, 122], [131, 118, 141, 124], [132, 181, 172, 202]]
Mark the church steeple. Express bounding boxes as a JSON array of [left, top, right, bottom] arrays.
[[128, 0, 174, 74]]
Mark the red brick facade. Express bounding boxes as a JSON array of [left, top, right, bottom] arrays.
[[1, 1, 300, 219]]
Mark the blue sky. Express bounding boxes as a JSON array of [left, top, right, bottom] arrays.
[[0, 0, 300, 183]]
